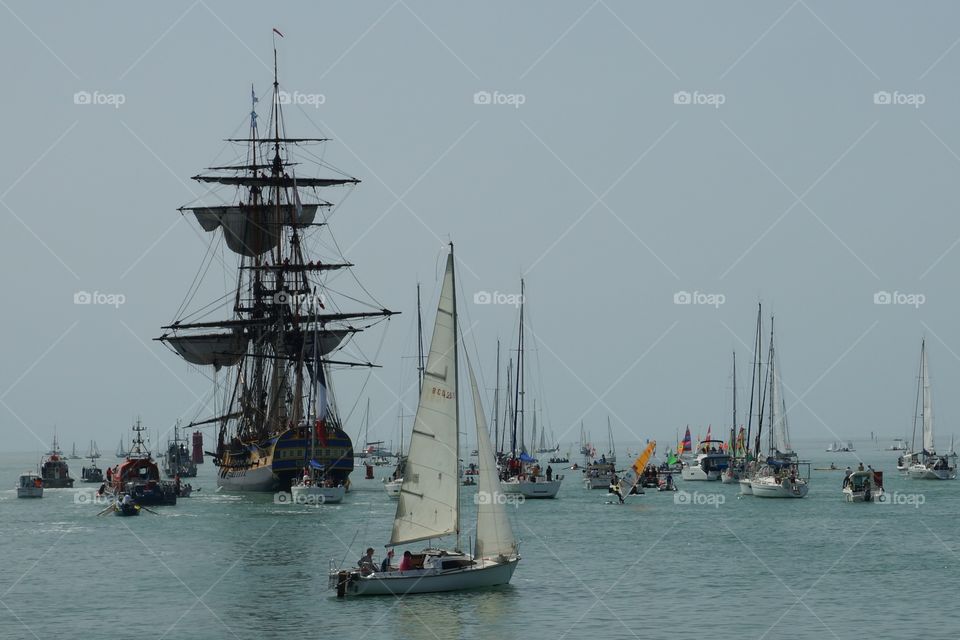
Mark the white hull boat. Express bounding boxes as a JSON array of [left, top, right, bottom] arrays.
[[907, 463, 956, 480], [384, 478, 402, 498], [332, 555, 517, 596], [290, 484, 346, 504], [750, 475, 808, 498], [217, 463, 276, 491], [738, 478, 753, 495], [842, 471, 884, 502], [501, 477, 561, 498], [16, 473, 44, 499]]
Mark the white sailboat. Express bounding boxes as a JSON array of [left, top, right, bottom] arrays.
[[749, 317, 810, 499], [500, 280, 562, 499], [906, 340, 957, 480], [331, 247, 519, 596]]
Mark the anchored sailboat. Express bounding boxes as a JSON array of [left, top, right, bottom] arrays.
[[157, 39, 395, 492], [330, 246, 519, 596], [903, 339, 957, 480], [501, 280, 561, 499], [748, 316, 810, 498]]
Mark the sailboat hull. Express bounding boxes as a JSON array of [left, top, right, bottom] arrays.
[[907, 465, 956, 480], [333, 558, 519, 596], [501, 478, 561, 498], [738, 478, 753, 495], [750, 477, 809, 498]]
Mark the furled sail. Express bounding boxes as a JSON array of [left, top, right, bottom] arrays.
[[389, 251, 459, 547], [468, 355, 516, 560], [163, 332, 248, 370], [188, 204, 319, 256]]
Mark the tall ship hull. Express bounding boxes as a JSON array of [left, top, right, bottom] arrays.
[[217, 425, 354, 492]]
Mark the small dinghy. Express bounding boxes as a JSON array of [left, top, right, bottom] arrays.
[[114, 502, 141, 517]]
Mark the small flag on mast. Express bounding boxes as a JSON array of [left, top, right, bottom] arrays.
[[273, 28, 284, 38]]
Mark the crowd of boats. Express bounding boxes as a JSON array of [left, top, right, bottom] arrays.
[[10, 39, 958, 592], [15, 421, 200, 514]]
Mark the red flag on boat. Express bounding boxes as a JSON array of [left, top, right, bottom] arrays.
[[315, 419, 328, 447]]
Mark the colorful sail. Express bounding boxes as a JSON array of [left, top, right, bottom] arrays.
[[621, 441, 657, 495], [679, 427, 692, 455]]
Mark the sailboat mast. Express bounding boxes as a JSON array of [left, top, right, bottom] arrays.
[[745, 304, 760, 459], [912, 340, 923, 454], [493, 340, 500, 454], [450, 243, 461, 552], [731, 351, 737, 454], [766, 317, 776, 455], [417, 283, 425, 394], [512, 280, 525, 456]]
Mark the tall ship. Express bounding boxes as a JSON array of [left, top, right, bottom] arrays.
[[157, 40, 395, 492]]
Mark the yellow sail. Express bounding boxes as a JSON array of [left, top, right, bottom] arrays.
[[622, 441, 657, 494]]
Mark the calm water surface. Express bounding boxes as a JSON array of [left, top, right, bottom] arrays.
[[1, 445, 956, 640]]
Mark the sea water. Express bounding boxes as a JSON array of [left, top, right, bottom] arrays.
[[0, 444, 956, 640]]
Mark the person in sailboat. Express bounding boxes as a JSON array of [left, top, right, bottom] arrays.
[[546, 465, 553, 482], [398, 550, 413, 572], [358, 548, 376, 576], [380, 549, 394, 572]]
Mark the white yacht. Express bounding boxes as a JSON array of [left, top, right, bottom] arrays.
[[16, 472, 44, 499], [842, 470, 884, 502], [681, 439, 730, 481]]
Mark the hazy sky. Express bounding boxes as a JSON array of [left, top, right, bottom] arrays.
[[3, 1, 960, 455]]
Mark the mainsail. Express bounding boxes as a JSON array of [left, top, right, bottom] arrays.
[[390, 252, 459, 547], [467, 355, 516, 559]]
